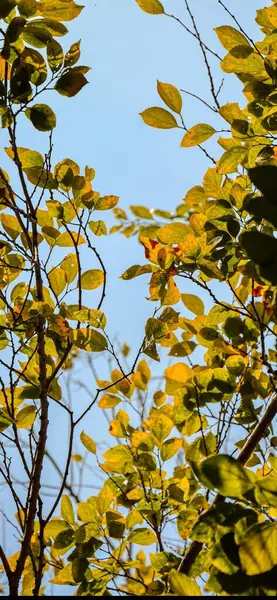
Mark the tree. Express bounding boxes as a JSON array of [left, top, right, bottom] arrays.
[[0, 0, 277, 596]]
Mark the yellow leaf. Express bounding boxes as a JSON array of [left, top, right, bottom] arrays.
[[81, 269, 104, 290], [98, 394, 121, 409], [80, 431, 96, 454], [165, 362, 191, 394], [214, 25, 250, 50], [169, 570, 201, 596], [157, 81, 182, 113], [56, 231, 85, 246], [217, 146, 248, 174], [135, 0, 164, 14], [181, 293, 204, 316], [181, 123, 216, 147], [48, 267, 66, 295], [140, 107, 178, 129], [157, 222, 189, 244], [16, 405, 36, 429]]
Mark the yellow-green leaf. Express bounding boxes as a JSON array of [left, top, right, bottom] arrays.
[[181, 293, 204, 316], [239, 523, 277, 575], [128, 528, 157, 545], [16, 405, 36, 429], [181, 124, 216, 147], [169, 570, 201, 596], [140, 107, 178, 129], [61, 495, 75, 525], [160, 437, 182, 461], [80, 431, 96, 454], [89, 220, 107, 236], [157, 222, 189, 244], [217, 146, 248, 174], [81, 269, 104, 290], [49, 267, 66, 296], [157, 81, 182, 113], [38, 0, 84, 22], [135, 0, 164, 14], [214, 26, 251, 51]]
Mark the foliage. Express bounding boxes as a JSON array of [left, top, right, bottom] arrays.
[[0, 0, 276, 597]]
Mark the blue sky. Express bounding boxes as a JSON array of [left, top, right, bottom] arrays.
[[0, 0, 270, 590]]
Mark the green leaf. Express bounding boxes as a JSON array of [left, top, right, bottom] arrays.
[[127, 528, 157, 545], [0, 0, 16, 19], [140, 107, 178, 129], [217, 147, 248, 174], [55, 70, 88, 97], [169, 570, 201, 596], [80, 431, 96, 454], [135, 0, 164, 14], [88, 220, 107, 236], [214, 26, 251, 50], [246, 196, 277, 229], [38, 0, 84, 21], [198, 455, 254, 497], [157, 81, 182, 113], [181, 124, 216, 147], [239, 523, 277, 575], [16, 405, 36, 429], [47, 39, 64, 72], [181, 293, 204, 316], [240, 231, 277, 285], [81, 269, 104, 290], [248, 165, 277, 202], [61, 495, 75, 525]]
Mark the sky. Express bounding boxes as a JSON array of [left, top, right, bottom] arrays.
[[0, 0, 271, 593]]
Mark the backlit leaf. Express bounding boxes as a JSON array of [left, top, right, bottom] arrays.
[[80, 431, 96, 454], [140, 107, 178, 129], [135, 0, 164, 14], [181, 124, 216, 147], [81, 269, 104, 290]]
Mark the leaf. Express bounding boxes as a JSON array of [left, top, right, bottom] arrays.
[[214, 26, 251, 50], [98, 394, 121, 409], [81, 269, 104, 290], [181, 293, 204, 316], [64, 40, 81, 67], [1, 214, 21, 240], [24, 167, 58, 189], [103, 445, 133, 471], [198, 455, 254, 497], [148, 412, 173, 443], [239, 523, 277, 575], [25, 103, 57, 132], [128, 528, 157, 545], [217, 146, 248, 174], [0, 0, 16, 19], [61, 495, 74, 525], [47, 39, 64, 72], [121, 264, 158, 280], [169, 570, 201, 596], [95, 195, 119, 210], [135, 0, 164, 14], [181, 124, 216, 147], [80, 431, 96, 454], [160, 437, 182, 461], [88, 220, 107, 236], [221, 46, 264, 75], [246, 196, 277, 229], [48, 267, 66, 296], [38, 0, 84, 21], [55, 70, 88, 97], [248, 165, 277, 202], [130, 205, 153, 219], [240, 231, 277, 285], [157, 81, 182, 113], [0, 410, 14, 432], [49, 563, 75, 585], [70, 328, 107, 352], [140, 107, 178, 129], [157, 222, 189, 244], [16, 405, 36, 429], [56, 231, 85, 247]]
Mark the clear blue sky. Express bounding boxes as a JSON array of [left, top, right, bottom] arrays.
[[0, 0, 270, 591]]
